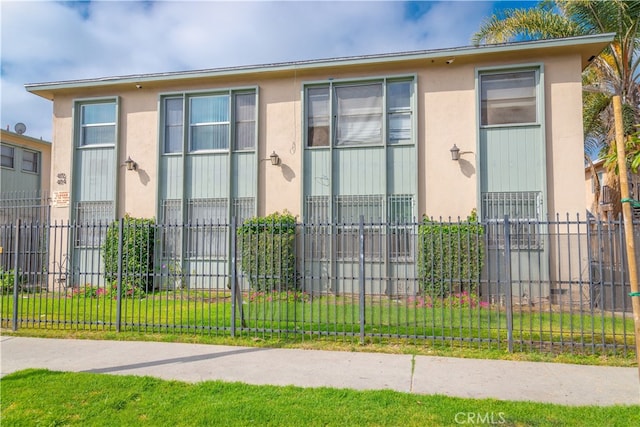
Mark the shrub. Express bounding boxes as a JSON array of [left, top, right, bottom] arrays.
[[0, 268, 23, 294], [102, 215, 156, 293], [237, 211, 297, 291], [417, 209, 484, 297]]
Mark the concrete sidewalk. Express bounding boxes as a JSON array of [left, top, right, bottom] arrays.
[[1, 336, 638, 406]]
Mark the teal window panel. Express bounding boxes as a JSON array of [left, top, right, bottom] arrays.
[[75, 148, 116, 201], [186, 154, 229, 199]]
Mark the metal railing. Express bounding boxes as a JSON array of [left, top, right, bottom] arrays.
[[0, 214, 637, 356]]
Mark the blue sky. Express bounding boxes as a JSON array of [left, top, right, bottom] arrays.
[[1, 1, 537, 140]]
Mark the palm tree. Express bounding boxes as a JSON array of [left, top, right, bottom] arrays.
[[473, 0, 640, 214]]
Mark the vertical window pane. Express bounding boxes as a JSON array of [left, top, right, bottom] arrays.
[[165, 98, 183, 153], [22, 151, 38, 173], [388, 113, 411, 144], [82, 126, 116, 146], [82, 103, 116, 124], [1, 146, 14, 168], [335, 84, 383, 146], [387, 81, 411, 110], [80, 102, 116, 146], [191, 124, 229, 151], [481, 71, 536, 125], [307, 87, 330, 147], [190, 96, 229, 123], [235, 93, 256, 150], [190, 95, 230, 151]]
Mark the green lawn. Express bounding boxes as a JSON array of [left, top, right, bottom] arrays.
[[1, 369, 638, 427]]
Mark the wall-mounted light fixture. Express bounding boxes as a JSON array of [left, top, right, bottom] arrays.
[[450, 144, 460, 161], [124, 156, 137, 171], [269, 151, 281, 166]]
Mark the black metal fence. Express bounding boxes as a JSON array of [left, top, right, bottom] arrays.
[[0, 214, 637, 356]]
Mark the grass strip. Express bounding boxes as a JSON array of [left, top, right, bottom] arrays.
[[1, 369, 638, 427]]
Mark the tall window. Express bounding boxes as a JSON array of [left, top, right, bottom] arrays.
[[164, 98, 183, 153], [335, 84, 383, 146], [162, 90, 256, 153], [80, 102, 116, 146], [306, 88, 330, 147], [480, 71, 537, 126], [305, 79, 413, 147], [1, 145, 14, 168], [22, 150, 38, 173]]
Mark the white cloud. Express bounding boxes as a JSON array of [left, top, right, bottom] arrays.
[[1, 0, 497, 141]]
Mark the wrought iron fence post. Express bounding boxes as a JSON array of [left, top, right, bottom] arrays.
[[115, 217, 124, 333], [12, 219, 21, 331], [503, 215, 513, 352], [230, 216, 237, 337], [359, 215, 366, 344]]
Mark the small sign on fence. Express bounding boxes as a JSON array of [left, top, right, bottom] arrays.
[[52, 191, 70, 208]]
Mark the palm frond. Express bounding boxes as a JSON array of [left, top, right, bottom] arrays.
[[472, 8, 579, 45]]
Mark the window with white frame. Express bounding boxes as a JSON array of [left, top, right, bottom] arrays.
[[79, 102, 116, 146], [1, 145, 14, 168], [305, 78, 413, 147], [22, 150, 38, 173], [480, 71, 537, 126], [163, 91, 256, 153]]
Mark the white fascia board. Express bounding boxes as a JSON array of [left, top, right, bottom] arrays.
[[25, 33, 615, 95]]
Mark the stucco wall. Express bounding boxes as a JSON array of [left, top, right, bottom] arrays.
[[45, 51, 587, 222]]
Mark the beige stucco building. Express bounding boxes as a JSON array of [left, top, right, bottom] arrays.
[[22, 34, 615, 296], [27, 34, 612, 226]]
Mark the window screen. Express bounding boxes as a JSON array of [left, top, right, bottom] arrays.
[[481, 71, 536, 126], [335, 84, 383, 146]]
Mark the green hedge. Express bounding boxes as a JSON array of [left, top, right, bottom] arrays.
[[237, 211, 297, 291], [417, 210, 484, 297], [102, 215, 156, 293]]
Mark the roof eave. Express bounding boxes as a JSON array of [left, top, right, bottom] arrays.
[[25, 33, 615, 100]]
